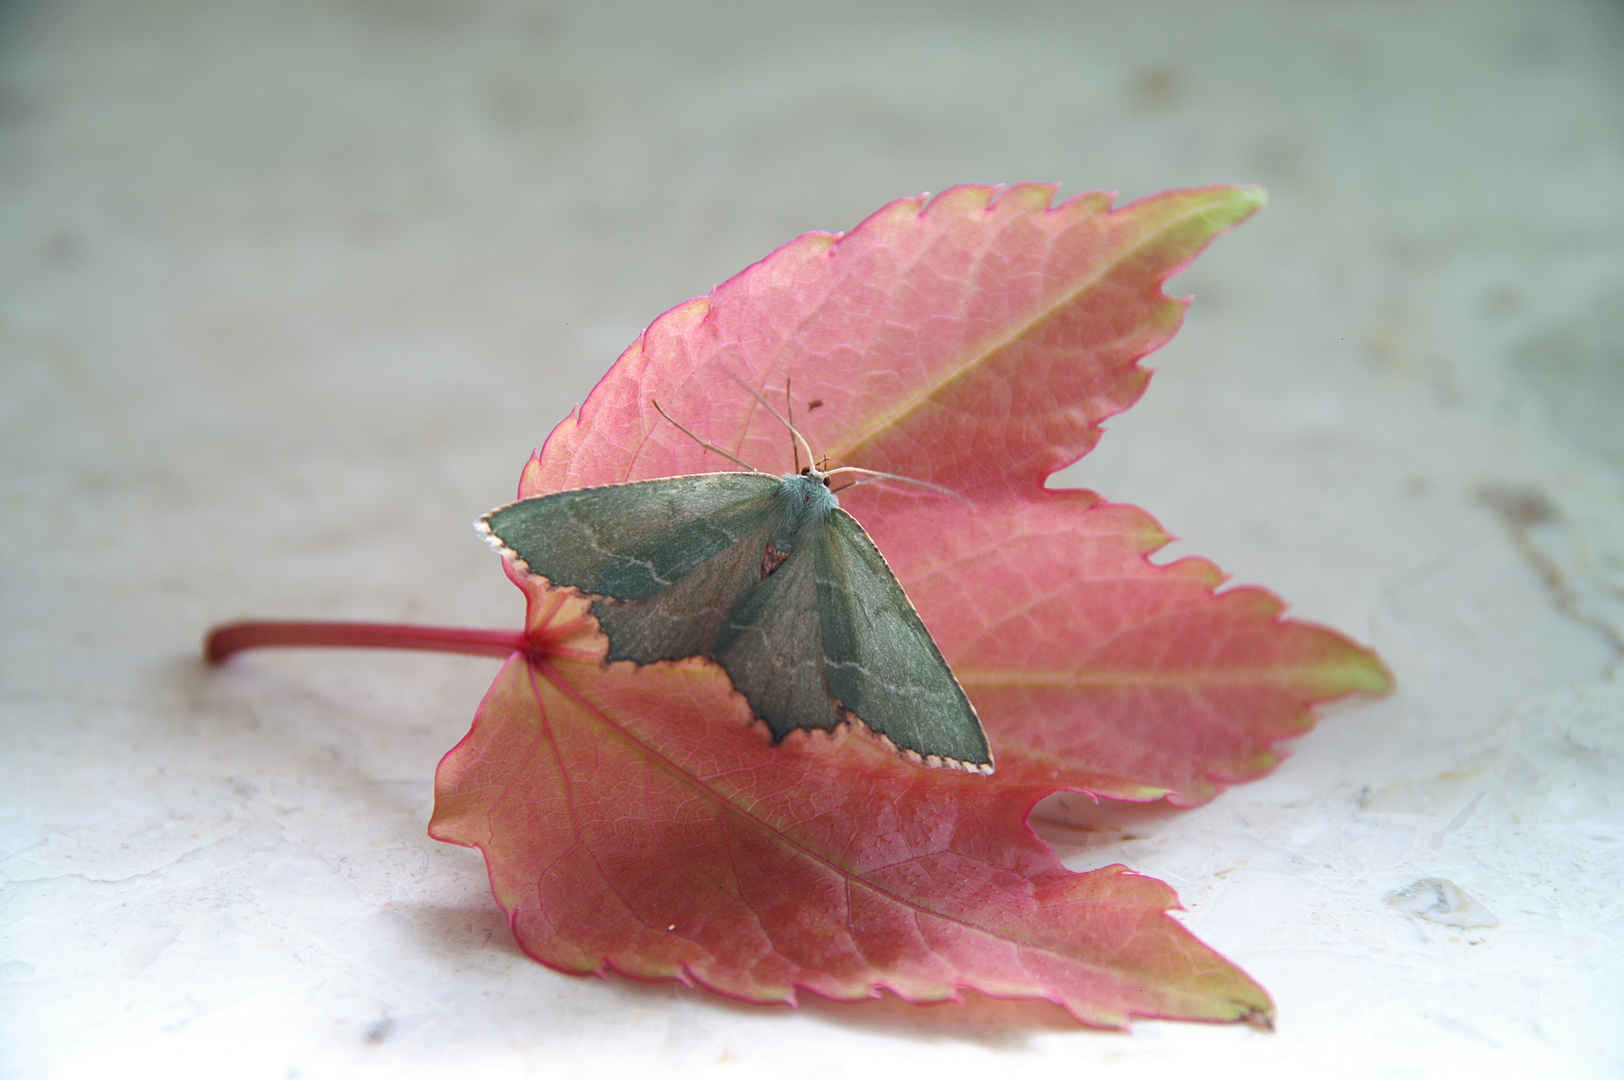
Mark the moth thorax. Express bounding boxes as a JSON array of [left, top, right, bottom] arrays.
[[771, 473, 837, 547]]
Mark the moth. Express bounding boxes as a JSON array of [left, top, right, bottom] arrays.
[[477, 392, 992, 773]]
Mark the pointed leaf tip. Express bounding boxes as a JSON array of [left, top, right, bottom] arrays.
[[517, 450, 546, 500], [1216, 182, 1269, 220]]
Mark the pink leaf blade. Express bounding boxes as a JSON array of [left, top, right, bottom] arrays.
[[856, 490, 1393, 804], [812, 183, 1269, 493], [528, 183, 1267, 497], [430, 647, 1274, 1027]]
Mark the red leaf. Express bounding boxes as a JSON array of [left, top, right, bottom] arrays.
[[431, 184, 1389, 1025]]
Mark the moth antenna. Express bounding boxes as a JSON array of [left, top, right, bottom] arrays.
[[651, 399, 761, 473], [725, 372, 817, 476], [826, 466, 974, 505], [785, 377, 799, 473]]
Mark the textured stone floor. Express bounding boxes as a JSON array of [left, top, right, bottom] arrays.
[[3, 2, 1622, 1077]]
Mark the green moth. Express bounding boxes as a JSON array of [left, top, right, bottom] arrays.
[[477, 424, 993, 773]]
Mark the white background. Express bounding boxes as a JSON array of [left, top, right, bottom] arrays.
[[3, 1, 1622, 1077]]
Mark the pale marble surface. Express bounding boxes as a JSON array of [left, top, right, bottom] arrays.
[[3, 2, 1622, 1077]]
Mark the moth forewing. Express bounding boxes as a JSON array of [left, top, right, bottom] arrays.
[[477, 472, 783, 598]]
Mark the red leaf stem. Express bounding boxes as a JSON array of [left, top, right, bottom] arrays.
[[205, 620, 529, 663]]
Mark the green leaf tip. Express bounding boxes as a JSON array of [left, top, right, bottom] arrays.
[[1345, 647, 1395, 696], [1184, 183, 1269, 231], [1224, 182, 1269, 217]]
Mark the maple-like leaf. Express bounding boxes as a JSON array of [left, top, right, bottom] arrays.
[[429, 183, 1389, 1025]]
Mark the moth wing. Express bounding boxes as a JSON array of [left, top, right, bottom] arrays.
[[481, 473, 782, 600], [482, 473, 784, 662], [712, 542, 847, 740], [816, 509, 992, 772]]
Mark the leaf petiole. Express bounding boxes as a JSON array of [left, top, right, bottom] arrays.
[[204, 621, 531, 664]]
